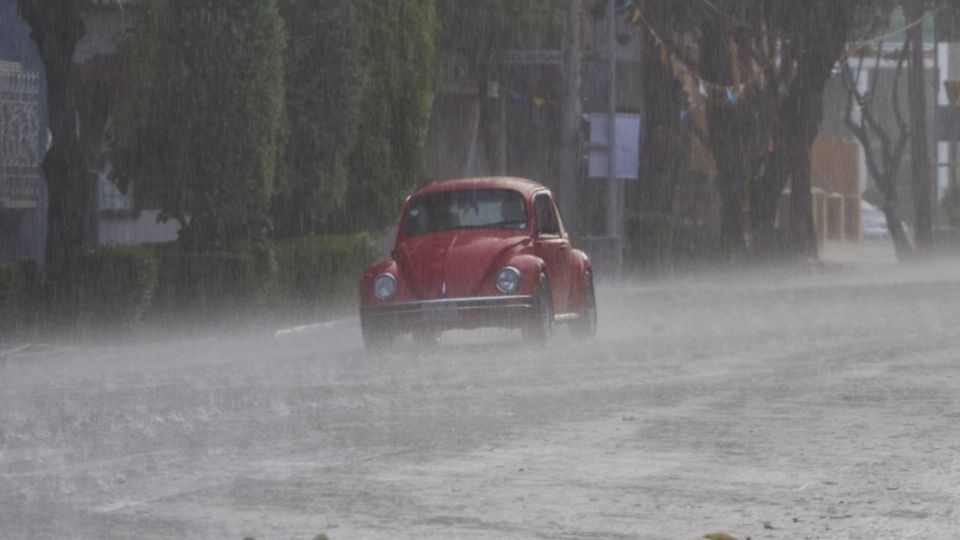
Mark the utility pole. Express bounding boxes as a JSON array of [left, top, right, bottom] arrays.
[[906, 1, 933, 253], [558, 0, 583, 237], [605, 0, 622, 273]]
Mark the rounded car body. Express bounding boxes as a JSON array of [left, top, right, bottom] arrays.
[[359, 177, 596, 349]]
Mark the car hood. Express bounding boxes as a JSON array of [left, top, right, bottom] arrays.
[[395, 231, 527, 299]]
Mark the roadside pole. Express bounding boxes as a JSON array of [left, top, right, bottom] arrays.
[[558, 0, 583, 239], [605, 0, 623, 274]]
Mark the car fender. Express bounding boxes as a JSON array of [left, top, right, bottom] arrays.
[[570, 249, 592, 312], [360, 260, 399, 304], [496, 253, 546, 296], [572, 248, 592, 276]]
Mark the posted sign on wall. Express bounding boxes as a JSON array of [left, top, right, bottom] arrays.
[[586, 113, 640, 180]]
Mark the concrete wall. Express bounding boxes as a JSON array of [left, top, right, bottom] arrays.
[[811, 136, 859, 198], [98, 210, 179, 246]]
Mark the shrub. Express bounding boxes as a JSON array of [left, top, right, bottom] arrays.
[[153, 244, 277, 322], [273, 234, 378, 318], [66, 245, 159, 328], [624, 214, 720, 275], [0, 262, 28, 338]]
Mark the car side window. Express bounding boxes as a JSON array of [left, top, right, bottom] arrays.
[[534, 194, 560, 236]]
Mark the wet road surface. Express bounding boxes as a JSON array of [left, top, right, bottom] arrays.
[[2, 253, 960, 539]]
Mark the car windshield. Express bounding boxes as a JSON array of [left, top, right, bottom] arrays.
[[403, 188, 527, 236]]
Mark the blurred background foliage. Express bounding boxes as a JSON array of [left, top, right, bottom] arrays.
[[9, 0, 959, 336], [7, 0, 565, 335], [109, 0, 286, 252]]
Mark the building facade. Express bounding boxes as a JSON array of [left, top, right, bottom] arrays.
[[0, 0, 177, 264], [0, 0, 45, 263]]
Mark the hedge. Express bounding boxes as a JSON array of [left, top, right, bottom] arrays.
[[152, 244, 277, 322], [3, 234, 380, 334], [0, 262, 28, 338], [65, 245, 159, 329], [272, 234, 378, 318]]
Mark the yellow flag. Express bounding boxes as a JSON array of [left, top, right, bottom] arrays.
[[533, 97, 546, 107]]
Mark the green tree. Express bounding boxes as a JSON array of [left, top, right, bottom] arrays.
[[273, 0, 436, 234], [272, 0, 362, 237], [110, 0, 285, 251], [337, 0, 437, 232]]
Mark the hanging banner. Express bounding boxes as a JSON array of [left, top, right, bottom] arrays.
[[503, 49, 563, 66]]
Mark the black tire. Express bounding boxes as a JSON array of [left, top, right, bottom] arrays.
[[361, 315, 394, 352], [412, 328, 441, 347], [522, 272, 553, 343], [571, 271, 597, 338]]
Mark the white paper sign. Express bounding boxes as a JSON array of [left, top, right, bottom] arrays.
[[587, 113, 640, 180]]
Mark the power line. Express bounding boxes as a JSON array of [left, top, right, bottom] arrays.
[[847, 8, 940, 48], [699, 0, 754, 30]]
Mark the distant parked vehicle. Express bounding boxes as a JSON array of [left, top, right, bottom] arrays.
[[861, 200, 909, 241], [861, 201, 889, 240], [359, 177, 597, 350]]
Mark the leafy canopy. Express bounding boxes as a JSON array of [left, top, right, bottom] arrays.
[[110, 0, 286, 250]]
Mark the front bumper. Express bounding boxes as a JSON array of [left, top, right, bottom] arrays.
[[361, 295, 534, 332]]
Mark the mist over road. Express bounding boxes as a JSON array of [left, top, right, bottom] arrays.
[[3, 251, 960, 539]]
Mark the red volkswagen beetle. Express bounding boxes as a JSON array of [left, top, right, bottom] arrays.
[[359, 177, 597, 350]]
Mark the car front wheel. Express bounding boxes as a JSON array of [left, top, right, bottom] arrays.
[[412, 328, 441, 347], [361, 315, 394, 352], [522, 272, 553, 343], [571, 270, 597, 338]]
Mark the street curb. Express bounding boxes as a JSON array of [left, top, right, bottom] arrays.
[[273, 317, 356, 339], [0, 344, 34, 359]]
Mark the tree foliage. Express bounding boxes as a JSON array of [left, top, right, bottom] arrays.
[[841, 39, 914, 260], [336, 0, 437, 232], [272, 0, 437, 235], [272, 0, 361, 237], [636, 0, 856, 259], [436, 0, 560, 77], [110, 0, 286, 251]]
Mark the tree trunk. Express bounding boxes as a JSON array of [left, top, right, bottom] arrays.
[[788, 145, 818, 258], [638, 28, 685, 216], [883, 200, 914, 260], [700, 23, 748, 254], [905, 1, 933, 253], [18, 1, 90, 303]]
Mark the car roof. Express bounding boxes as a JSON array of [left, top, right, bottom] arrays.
[[413, 177, 546, 198]]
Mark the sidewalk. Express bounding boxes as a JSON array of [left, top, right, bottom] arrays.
[[820, 239, 960, 287], [820, 239, 898, 268], [0, 343, 33, 359], [614, 238, 959, 299]]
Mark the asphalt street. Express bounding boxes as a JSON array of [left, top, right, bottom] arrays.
[[2, 245, 960, 539]]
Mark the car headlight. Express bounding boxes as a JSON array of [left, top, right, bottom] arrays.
[[495, 267, 521, 294], [373, 273, 398, 300]]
